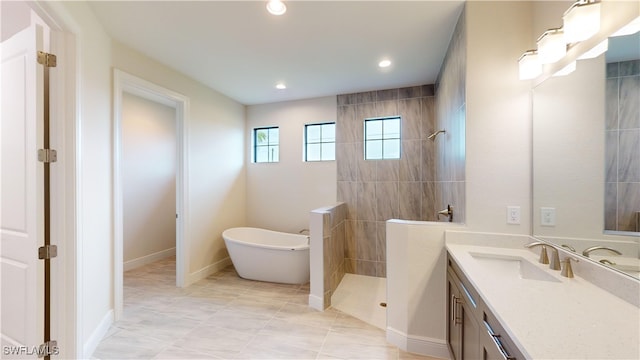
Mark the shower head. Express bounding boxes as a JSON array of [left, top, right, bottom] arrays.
[[427, 129, 446, 140]]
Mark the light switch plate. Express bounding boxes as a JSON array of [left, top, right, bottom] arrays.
[[541, 207, 556, 226], [507, 206, 521, 224]]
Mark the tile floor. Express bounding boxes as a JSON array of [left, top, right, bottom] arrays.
[[93, 257, 440, 360]]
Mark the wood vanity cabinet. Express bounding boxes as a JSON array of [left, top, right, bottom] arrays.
[[447, 255, 524, 360]]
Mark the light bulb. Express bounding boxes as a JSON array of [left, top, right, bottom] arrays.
[[266, 0, 286, 16], [518, 50, 542, 80], [537, 28, 566, 64], [563, 1, 600, 43]]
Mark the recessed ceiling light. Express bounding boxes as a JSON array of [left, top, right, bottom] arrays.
[[378, 59, 392, 68], [276, 83, 286, 90], [266, 0, 286, 16]]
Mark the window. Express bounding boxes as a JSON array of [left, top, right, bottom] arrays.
[[364, 116, 401, 160], [305, 122, 336, 161], [254, 126, 279, 163]]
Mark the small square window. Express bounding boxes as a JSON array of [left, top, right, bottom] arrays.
[[364, 117, 401, 160], [305, 123, 336, 161], [254, 126, 279, 163]]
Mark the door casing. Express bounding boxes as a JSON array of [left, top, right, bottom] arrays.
[[112, 69, 190, 320]]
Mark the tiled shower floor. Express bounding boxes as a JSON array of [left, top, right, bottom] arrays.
[[93, 257, 439, 359]]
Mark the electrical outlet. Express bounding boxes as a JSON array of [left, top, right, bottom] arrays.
[[541, 207, 556, 226], [507, 206, 521, 224]]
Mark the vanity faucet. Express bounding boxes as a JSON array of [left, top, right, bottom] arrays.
[[547, 246, 561, 270], [582, 246, 622, 257], [524, 241, 549, 265], [561, 257, 579, 278]]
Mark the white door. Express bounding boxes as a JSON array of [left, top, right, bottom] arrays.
[[1, 23, 44, 358]]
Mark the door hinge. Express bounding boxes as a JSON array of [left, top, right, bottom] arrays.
[[38, 149, 57, 163], [37, 340, 58, 358], [38, 245, 58, 260], [37, 51, 57, 68]]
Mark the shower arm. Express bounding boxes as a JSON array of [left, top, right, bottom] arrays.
[[427, 129, 446, 140]]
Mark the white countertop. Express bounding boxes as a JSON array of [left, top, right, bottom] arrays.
[[446, 242, 640, 360]]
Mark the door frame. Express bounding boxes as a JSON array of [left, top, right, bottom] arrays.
[[113, 69, 189, 320], [22, 1, 79, 358]]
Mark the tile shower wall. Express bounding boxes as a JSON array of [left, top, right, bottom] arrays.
[[336, 85, 437, 277], [321, 203, 346, 308], [434, 6, 466, 224], [605, 60, 640, 232], [335, 7, 467, 278]]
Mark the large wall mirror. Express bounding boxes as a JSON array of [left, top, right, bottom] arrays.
[[532, 15, 639, 279]]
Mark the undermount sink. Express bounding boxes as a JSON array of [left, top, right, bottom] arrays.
[[470, 252, 561, 283]]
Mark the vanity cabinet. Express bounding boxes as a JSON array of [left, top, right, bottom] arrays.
[[447, 268, 481, 360], [447, 254, 524, 360]]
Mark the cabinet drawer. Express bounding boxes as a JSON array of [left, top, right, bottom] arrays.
[[481, 308, 524, 360], [448, 256, 480, 312]]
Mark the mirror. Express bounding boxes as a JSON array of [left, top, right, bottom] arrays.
[[532, 22, 639, 279]]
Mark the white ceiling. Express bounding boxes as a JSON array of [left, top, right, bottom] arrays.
[[89, 1, 464, 105]]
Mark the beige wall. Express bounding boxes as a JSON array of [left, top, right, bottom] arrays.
[[246, 96, 337, 234], [55, 1, 114, 355], [47, 2, 247, 354], [464, 1, 533, 234], [122, 93, 176, 266], [111, 42, 247, 279]]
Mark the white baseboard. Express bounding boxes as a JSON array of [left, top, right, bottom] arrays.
[[83, 310, 113, 359], [386, 327, 451, 359], [124, 247, 176, 272], [308, 294, 324, 311], [186, 256, 232, 286]]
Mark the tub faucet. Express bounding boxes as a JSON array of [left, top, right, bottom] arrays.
[[524, 241, 549, 265], [582, 246, 622, 257], [437, 205, 453, 222]]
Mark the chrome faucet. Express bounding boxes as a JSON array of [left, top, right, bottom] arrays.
[[525, 241, 549, 265], [582, 246, 622, 257]]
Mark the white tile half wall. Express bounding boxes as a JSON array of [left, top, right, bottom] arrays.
[[386, 219, 463, 358]]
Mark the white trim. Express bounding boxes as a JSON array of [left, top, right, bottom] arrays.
[[308, 294, 325, 311], [28, 1, 81, 358], [113, 69, 190, 321], [124, 247, 176, 272], [83, 310, 113, 359], [386, 327, 451, 360], [186, 257, 233, 285]]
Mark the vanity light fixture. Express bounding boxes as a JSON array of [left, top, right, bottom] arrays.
[[552, 61, 576, 77], [275, 82, 286, 90], [563, 0, 601, 43], [537, 28, 566, 64], [266, 0, 286, 16], [378, 59, 392, 68], [518, 50, 542, 80], [577, 39, 608, 60], [611, 15, 640, 37]]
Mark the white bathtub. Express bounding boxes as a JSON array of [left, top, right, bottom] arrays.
[[222, 227, 310, 284]]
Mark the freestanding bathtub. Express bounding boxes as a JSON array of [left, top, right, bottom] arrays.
[[222, 227, 310, 284]]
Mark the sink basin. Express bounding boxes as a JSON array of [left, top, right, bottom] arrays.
[[470, 252, 561, 283]]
